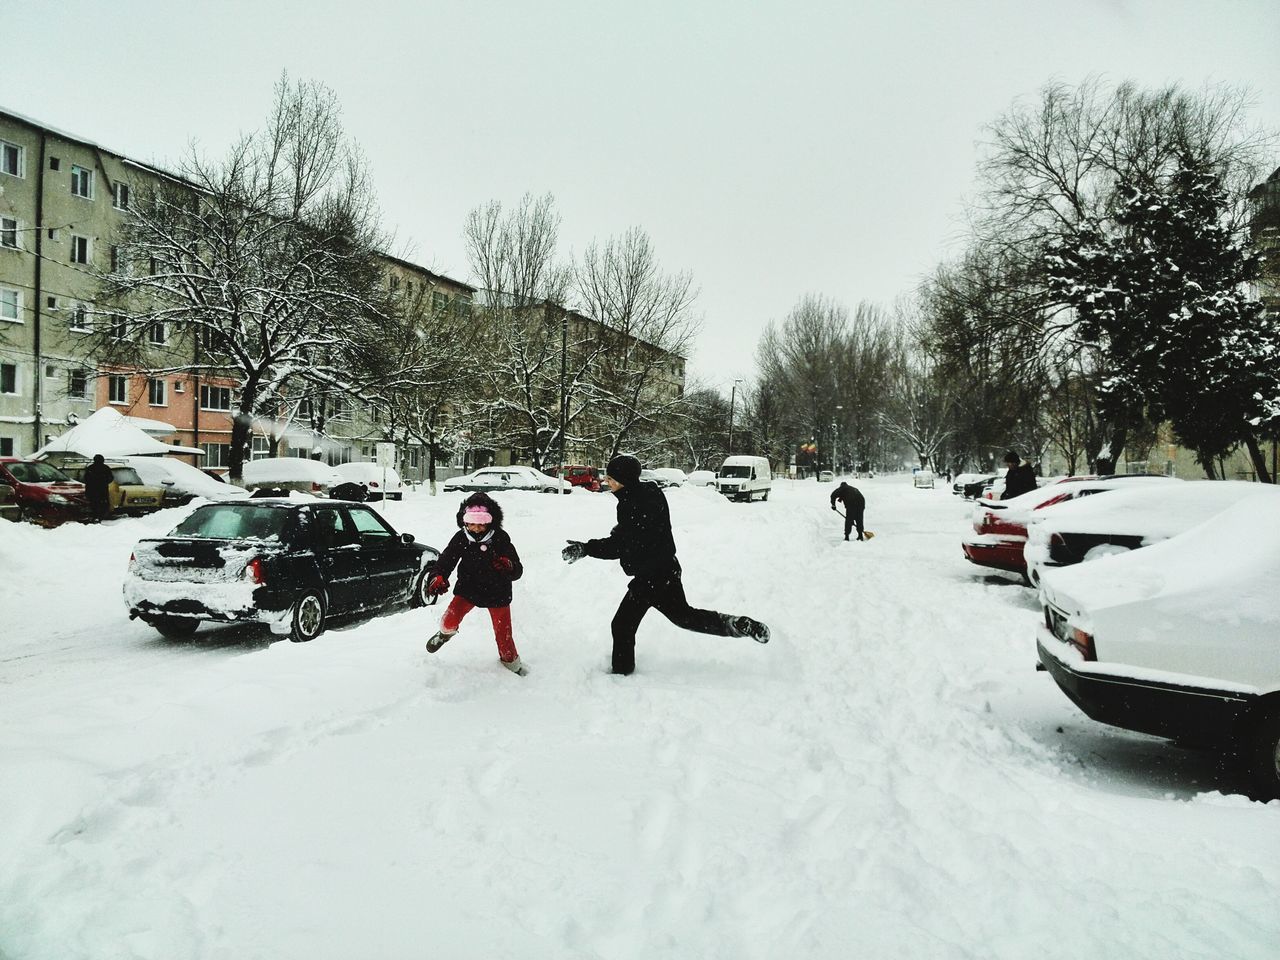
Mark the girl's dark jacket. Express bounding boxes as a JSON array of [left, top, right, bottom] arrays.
[[584, 480, 679, 584], [432, 492, 523, 607]]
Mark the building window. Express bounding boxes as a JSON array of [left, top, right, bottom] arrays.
[[0, 437, 13, 457], [201, 442, 230, 468], [1, 363, 16, 394], [432, 291, 448, 314], [148, 377, 167, 407], [71, 235, 90, 265], [0, 216, 18, 249], [110, 245, 120, 273], [408, 447, 420, 468], [69, 302, 91, 332], [49, 157, 60, 171], [69, 369, 87, 400], [200, 385, 232, 411], [109, 374, 128, 404], [0, 288, 19, 323], [147, 321, 167, 345], [1, 140, 22, 178], [112, 180, 130, 210], [70, 164, 93, 199], [251, 436, 272, 460], [107, 313, 128, 339]]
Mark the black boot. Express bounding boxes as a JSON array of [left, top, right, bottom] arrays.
[[730, 616, 771, 644]]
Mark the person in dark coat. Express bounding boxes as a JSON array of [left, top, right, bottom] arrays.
[[83, 454, 115, 521], [424, 492, 528, 676], [561, 454, 770, 676], [1000, 450, 1037, 500], [829, 481, 866, 541]]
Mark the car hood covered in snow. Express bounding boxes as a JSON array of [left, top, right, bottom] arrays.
[[1039, 489, 1280, 689]]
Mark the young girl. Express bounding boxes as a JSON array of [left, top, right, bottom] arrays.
[[425, 492, 527, 676]]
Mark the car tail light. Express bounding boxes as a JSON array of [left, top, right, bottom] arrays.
[[1070, 627, 1096, 661], [311, 482, 322, 494], [370, 480, 379, 487], [128, 551, 136, 570], [1034, 493, 1072, 510], [245, 557, 267, 584]]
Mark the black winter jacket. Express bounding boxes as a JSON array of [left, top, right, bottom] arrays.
[[1001, 463, 1037, 501], [432, 493, 523, 607], [584, 480, 679, 583], [830, 483, 864, 512]]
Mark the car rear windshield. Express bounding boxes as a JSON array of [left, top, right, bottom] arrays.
[[112, 467, 144, 485], [8, 461, 73, 483], [721, 465, 750, 478], [172, 504, 289, 540]]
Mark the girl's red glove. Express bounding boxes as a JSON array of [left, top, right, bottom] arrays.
[[428, 575, 449, 596], [491, 556, 515, 573]]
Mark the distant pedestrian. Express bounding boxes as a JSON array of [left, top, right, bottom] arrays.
[[562, 454, 770, 676], [83, 454, 114, 522], [424, 492, 528, 676], [830, 480, 866, 541], [1000, 450, 1037, 500]]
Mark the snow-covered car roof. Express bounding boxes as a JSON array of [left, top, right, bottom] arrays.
[[980, 475, 1181, 524], [653, 468, 687, 480], [1027, 479, 1267, 541], [1038, 488, 1280, 687], [334, 462, 402, 484], [242, 457, 342, 485], [123, 456, 249, 500]]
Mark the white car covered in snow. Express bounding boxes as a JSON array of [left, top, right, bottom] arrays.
[[687, 470, 717, 487], [122, 456, 250, 506], [242, 457, 345, 498], [334, 461, 404, 501], [1025, 479, 1271, 586], [442, 466, 571, 494], [1036, 488, 1280, 798]]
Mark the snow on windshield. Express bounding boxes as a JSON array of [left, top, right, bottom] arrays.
[[172, 504, 288, 540]]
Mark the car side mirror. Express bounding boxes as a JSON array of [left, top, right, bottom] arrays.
[[401, 532, 415, 545]]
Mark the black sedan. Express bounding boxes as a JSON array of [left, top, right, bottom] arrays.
[[124, 500, 439, 641]]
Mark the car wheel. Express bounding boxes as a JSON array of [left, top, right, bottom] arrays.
[[152, 616, 199, 639], [410, 568, 437, 608], [290, 591, 326, 642], [1246, 709, 1280, 801]]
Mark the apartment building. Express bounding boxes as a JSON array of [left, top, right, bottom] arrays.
[[0, 107, 478, 477]]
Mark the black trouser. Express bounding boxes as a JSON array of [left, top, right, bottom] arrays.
[[843, 507, 864, 540], [610, 569, 734, 674], [88, 494, 111, 521]]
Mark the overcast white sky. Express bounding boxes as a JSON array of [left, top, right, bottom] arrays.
[[5, 0, 1279, 391]]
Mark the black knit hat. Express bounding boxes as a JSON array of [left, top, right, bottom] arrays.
[[606, 454, 642, 487], [1003, 450, 1020, 465]]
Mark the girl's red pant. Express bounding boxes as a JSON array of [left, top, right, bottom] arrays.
[[441, 596, 518, 663]]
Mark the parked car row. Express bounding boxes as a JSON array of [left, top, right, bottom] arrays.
[[956, 472, 1280, 798]]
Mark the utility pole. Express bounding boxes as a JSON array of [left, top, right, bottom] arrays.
[[558, 305, 569, 494], [727, 377, 743, 453]]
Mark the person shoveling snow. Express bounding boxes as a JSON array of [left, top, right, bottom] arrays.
[[830, 480, 874, 541]]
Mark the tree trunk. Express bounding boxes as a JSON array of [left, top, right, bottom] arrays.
[[426, 429, 438, 496], [228, 411, 254, 484], [1243, 432, 1273, 484]]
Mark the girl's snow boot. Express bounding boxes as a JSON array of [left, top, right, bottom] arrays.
[[500, 657, 529, 677], [426, 630, 455, 653], [730, 616, 771, 644]]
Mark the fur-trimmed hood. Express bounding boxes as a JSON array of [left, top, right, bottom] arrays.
[[454, 491, 505, 530]]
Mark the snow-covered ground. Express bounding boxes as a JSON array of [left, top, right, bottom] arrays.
[[1, 477, 1276, 959]]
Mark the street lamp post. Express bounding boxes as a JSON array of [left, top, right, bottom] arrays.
[[727, 377, 743, 453]]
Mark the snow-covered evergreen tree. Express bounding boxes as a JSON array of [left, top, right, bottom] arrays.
[[1047, 162, 1280, 480]]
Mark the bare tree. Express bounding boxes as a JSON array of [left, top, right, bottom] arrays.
[[881, 304, 954, 470], [93, 75, 389, 480], [463, 194, 604, 469], [576, 227, 699, 460]]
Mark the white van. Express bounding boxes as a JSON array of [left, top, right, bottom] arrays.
[[716, 456, 772, 502]]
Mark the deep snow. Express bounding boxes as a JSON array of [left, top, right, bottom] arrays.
[[1, 478, 1276, 960]]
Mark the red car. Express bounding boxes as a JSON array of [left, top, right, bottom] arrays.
[[0, 458, 89, 525], [960, 476, 1178, 580], [560, 465, 602, 492]]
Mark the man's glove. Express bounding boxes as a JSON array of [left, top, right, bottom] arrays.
[[427, 575, 449, 597], [562, 540, 587, 564], [492, 555, 515, 573]]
